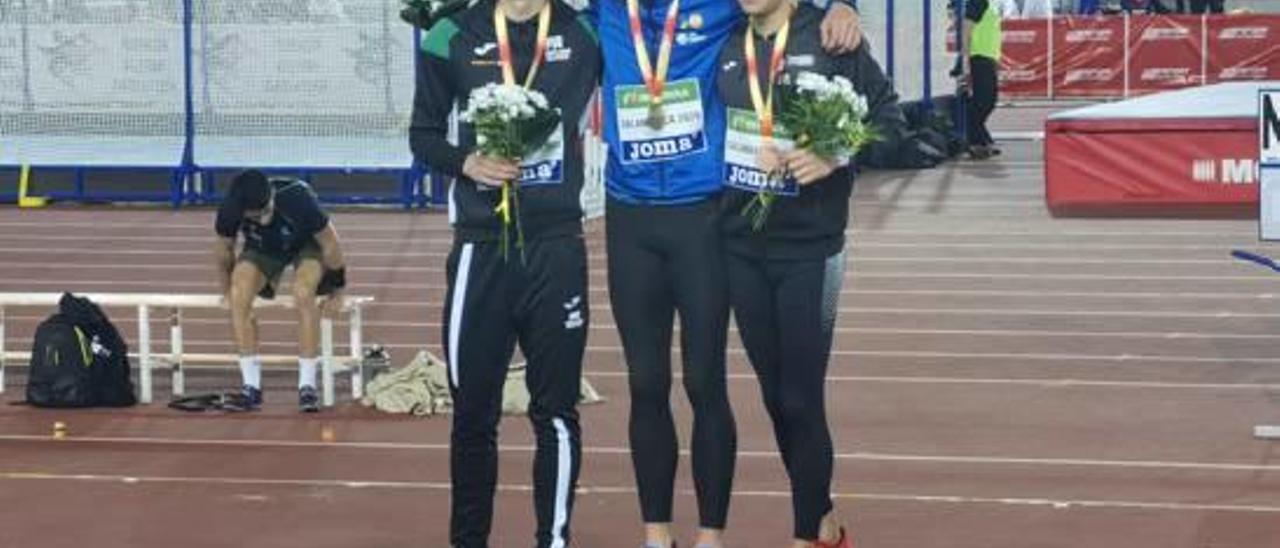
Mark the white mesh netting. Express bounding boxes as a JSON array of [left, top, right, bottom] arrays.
[[1, 0, 187, 166], [857, 0, 957, 104], [190, 0, 415, 169]]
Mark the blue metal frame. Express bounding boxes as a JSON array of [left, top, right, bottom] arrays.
[[0, 164, 186, 204], [1, 0, 187, 207], [192, 167, 416, 206]]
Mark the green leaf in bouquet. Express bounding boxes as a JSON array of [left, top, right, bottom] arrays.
[[517, 108, 562, 158], [400, 0, 468, 29], [776, 78, 880, 160], [774, 82, 803, 131]]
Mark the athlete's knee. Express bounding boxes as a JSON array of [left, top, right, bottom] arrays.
[[528, 405, 580, 440], [229, 273, 258, 311], [680, 364, 728, 408], [628, 365, 672, 407], [529, 380, 579, 412], [451, 414, 500, 447], [776, 389, 816, 427], [292, 282, 318, 307]]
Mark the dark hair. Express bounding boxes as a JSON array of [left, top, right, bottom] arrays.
[[229, 170, 272, 212]]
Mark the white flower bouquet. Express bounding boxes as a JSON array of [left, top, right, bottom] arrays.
[[461, 83, 561, 260], [742, 71, 878, 231]]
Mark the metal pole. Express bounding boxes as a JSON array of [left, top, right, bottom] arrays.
[[170, 307, 184, 396], [1046, 13, 1054, 99], [413, 25, 427, 208], [923, 0, 933, 110], [886, 0, 895, 80], [321, 317, 335, 407], [1200, 13, 1207, 85], [181, 0, 196, 206], [349, 305, 363, 400], [1122, 12, 1130, 97], [138, 305, 152, 404]]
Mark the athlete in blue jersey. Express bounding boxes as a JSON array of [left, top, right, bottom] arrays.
[[577, 2, 862, 547]]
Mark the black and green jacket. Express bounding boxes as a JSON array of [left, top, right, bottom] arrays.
[[716, 4, 903, 261], [410, 0, 601, 243]]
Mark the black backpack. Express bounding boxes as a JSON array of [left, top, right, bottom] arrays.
[[25, 293, 136, 408]]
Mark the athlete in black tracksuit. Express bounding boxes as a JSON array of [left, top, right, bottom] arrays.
[[717, 3, 903, 543], [409, 1, 600, 546]]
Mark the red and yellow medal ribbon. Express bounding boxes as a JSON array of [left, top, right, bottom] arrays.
[[745, 15, 790, 139], [491, 1, 551, 227], [494, 1, 552, 91], [627, 0, 680, 109]]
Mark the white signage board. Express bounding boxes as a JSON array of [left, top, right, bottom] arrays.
[[1260, 89, 1280, 240]]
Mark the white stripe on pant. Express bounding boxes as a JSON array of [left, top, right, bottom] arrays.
[[550, 417, 572, 548], [447, 242, 473, 389]]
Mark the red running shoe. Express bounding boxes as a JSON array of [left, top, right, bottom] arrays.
[[814, 527, 853, 548]]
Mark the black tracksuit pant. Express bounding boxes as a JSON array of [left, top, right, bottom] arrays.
[[725, 249, 847, 540], [606, 197, 737, 530], [443, 236, 588, 548]]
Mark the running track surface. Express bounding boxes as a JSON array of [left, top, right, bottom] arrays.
[[2, 141, 1279, 548]]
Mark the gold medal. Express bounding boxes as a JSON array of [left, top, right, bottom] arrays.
[[646, 102, 665, 130], [629, 0, 679, 132]]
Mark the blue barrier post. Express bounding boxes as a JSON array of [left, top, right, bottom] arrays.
[[179, 0, 196, 208], [410, 25, 425, 209], [197, 0, 214, 204], [922, 0, 933, 111], [885, 0, 895, 80]]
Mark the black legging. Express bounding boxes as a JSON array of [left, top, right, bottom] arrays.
[[606, 197, 737, 530], [966, 55, 999, 148], [725, 249, 845, 541]]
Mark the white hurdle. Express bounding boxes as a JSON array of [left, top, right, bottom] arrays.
[[0, 292, 374, 407]]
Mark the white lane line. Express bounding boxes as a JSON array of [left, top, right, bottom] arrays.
[[6, 314, 1279, 341], [4, 264, 1280, 284], [14, 283, 1280, 303], [2, 438, 1278, 472], [6, 340, 1280, 364], [1, 255, 1264, 268], [0, 359, 1273, 388], [2, 244, 1266, 262], [583, 371, 1280, 390], [0, 246, 453, 259], [0, 228, 1263, 240], [0, 241, 1267, 254], [14, 279, 1280, 307], [2, 471, 1278, 513]]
